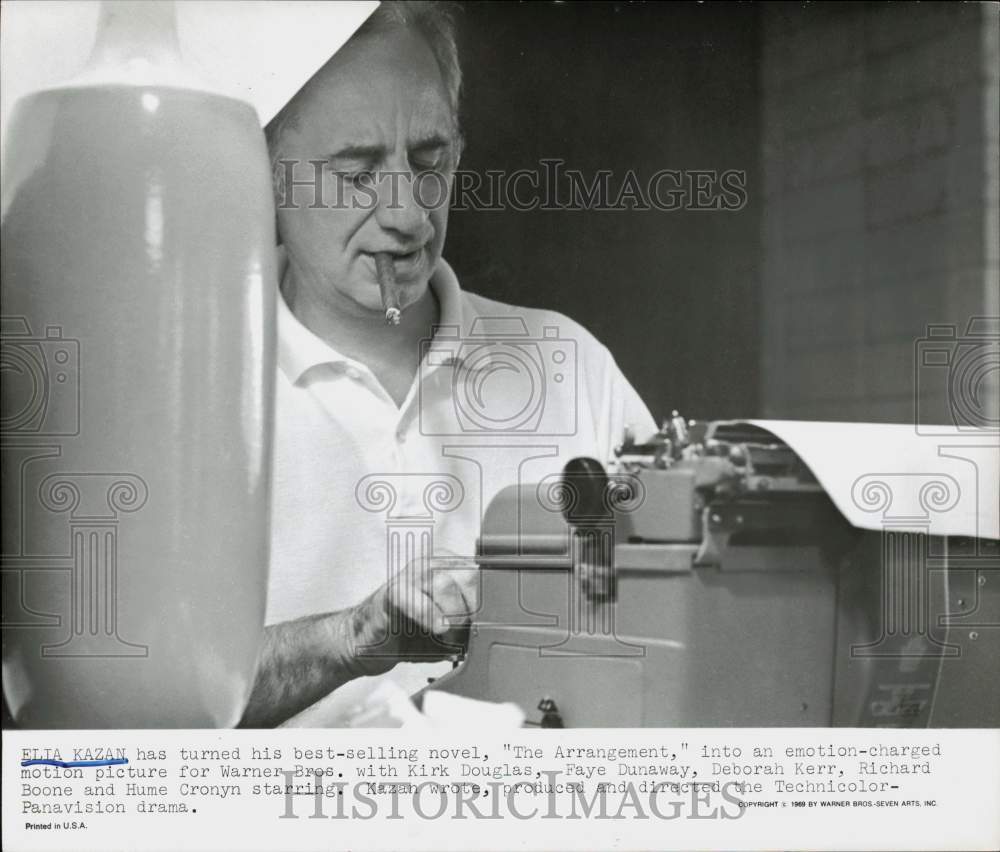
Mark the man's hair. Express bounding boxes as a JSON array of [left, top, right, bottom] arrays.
[[355, 1, 462, 130], [266, 0, 463, 157]]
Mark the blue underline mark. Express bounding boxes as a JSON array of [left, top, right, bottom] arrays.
[[21, 758, 129, 768]]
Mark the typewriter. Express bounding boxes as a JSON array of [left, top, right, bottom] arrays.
[[425, 416, 999, 728]]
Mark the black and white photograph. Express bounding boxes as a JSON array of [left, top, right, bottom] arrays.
[[1, 1, 998, 850]]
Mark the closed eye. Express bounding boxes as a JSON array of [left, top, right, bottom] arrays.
[[409, 136, 453, 173], [333, 168, 376, 187], [328, 145, 381, 185], [410, 150, 447, 173]]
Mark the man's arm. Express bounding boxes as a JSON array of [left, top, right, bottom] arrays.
[[239, 554, 478, 728], [238, 596, 386, 728], [596, 344, 659, 458]]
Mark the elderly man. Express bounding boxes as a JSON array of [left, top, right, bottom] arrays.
[[240, 2, 656, 727]]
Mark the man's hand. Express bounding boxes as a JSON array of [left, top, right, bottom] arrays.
[[346, 551, 480, 677], [239, 551, 479, 727]]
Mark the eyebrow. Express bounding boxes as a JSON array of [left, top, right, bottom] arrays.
[[409, 133, 451, 152], [328, 144, 383, 162], [328, 134, 452, 161]]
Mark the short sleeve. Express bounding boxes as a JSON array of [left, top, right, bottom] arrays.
[[589, 341, 659, 464]]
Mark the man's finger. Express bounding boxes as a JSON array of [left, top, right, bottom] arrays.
[[429, 571, 478, 635], [386, 553, 479, 635], [392, 581, 440, 634], [433, 564, 480, 615]]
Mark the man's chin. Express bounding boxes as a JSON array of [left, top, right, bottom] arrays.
[[398, 279, 433, 310]]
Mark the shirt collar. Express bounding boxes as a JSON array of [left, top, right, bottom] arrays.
[[276, 248, 473, 385]]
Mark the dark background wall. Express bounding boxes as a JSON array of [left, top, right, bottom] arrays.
[[444, 1, 762, 424], [760, 2, 998, 424], [444, 1, 998, 429]]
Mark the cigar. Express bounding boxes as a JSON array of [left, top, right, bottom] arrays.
[[374, 252, 402, 326]]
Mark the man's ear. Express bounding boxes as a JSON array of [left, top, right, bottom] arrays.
[[265, 100, 303, 198]]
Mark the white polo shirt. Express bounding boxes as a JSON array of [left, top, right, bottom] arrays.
[[268, 256, 657, 725]]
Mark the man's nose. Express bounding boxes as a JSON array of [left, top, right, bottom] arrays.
[[374, 171, 431, 239]]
